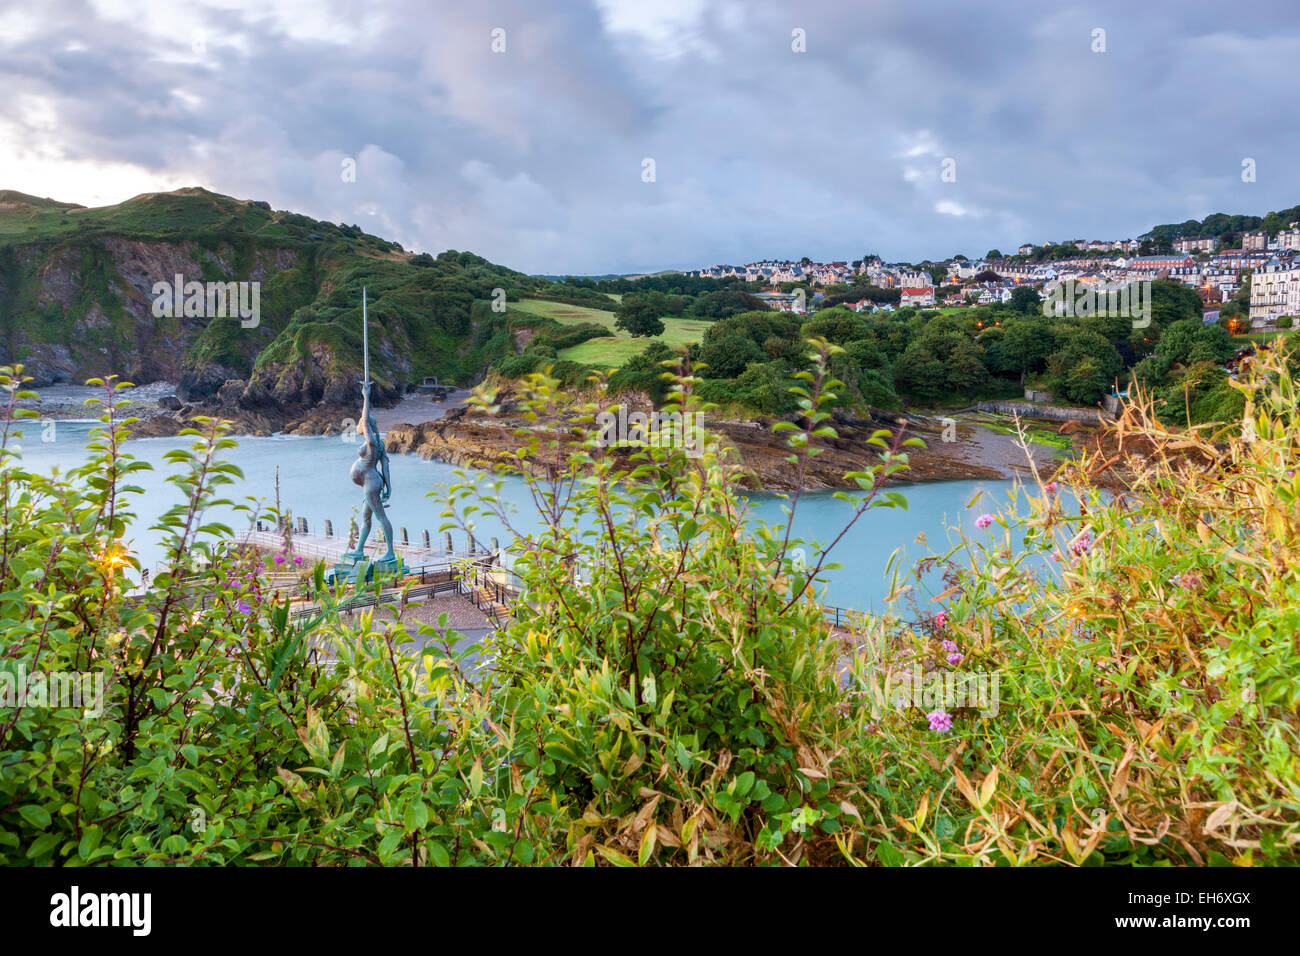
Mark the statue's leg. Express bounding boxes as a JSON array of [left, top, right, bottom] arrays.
[[354, 499, 373, 555], [366, 481, 396, 560]]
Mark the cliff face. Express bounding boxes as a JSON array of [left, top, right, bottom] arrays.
[[384, 406, 1060, 492], [0, 187, 525, 413], [1, 232, 301, 387]]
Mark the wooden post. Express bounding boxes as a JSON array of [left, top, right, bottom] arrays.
[[422, 529, 431, 550], [298, 517, 308, 534], [324, 519, 334, 537], [400, 527, 409, 546], [444, 532, 453, 553]]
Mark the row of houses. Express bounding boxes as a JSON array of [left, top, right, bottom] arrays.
[[1011, 224, 1300, 258], [691, 236, 1300, 326], [691, 256, 938, 290], [693, 259, 858, 286], [1167, 227, 1300, 254], [1018, 239, 1143, 255]]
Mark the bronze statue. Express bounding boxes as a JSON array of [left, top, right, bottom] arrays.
[[338, 288, 402, 573]]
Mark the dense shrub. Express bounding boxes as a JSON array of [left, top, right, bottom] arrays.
[[4, 342, 1297, 867], [829, 346, 1300, 864], [493, 353, 547, 378], [606, 342, 675, 403]]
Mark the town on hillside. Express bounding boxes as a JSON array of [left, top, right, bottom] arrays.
[[690, 223, 1300, 329]]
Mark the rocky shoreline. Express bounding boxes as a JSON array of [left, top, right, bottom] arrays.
[[383, 402, 1065, 492], [13, 381, 1067, 491], [8, 384, 470, 440]]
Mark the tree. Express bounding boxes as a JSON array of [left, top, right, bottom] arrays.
[[985, 249, 1003, 260], [614, 296, 665, 337], [1008, 286, 1041, 315], [1046, 330, 1121, 404], [1063, 357, 1109, 405], [945, 339, 988, 393], [894, 345, 946, 403], [1150, 279, 1203, 331]]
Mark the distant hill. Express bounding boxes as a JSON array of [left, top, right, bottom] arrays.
[[0, 187, 561, 405], [533, 273, 633, 282]]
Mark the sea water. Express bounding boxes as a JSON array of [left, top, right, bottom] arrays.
[[8, 419, 1041, 613]]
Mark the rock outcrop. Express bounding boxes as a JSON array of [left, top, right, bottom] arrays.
[[383, 406, 1061, 492]]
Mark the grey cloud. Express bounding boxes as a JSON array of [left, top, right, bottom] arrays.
[[0, 0, 1297, 272]]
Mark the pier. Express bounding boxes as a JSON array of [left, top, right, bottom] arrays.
[[234, 521, 522, 628]]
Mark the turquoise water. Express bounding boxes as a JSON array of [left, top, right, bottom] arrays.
[[7, 419, 1031, 612]]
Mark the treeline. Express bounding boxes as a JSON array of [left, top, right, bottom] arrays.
[[558, 273, 757, 296], [612, 289, 773, 336], [608, 280, 1228, 419], [1143, 202, 1300, 244], [494, 277, 1256, 427]]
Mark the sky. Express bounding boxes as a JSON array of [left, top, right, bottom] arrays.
[[1, 0, 1298, 274]]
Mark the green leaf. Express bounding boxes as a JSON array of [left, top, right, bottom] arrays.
[[18, 805, 51, 828], [78, 825, 102, 859], [404, 800, 428, 831]]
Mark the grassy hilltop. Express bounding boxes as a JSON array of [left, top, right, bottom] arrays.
[[0, 187, 589, 405]]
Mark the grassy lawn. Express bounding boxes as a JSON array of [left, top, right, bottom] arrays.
[[1233, 328, 1298, 346], [511, 298, 712, 367], [509, 298, 619, 328], [559, 338, 652, 365], [966, 413, 1075, 449]]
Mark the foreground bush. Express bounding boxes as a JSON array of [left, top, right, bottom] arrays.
[[832, 346, 1300, 864], [1, 342, 1297, 866]]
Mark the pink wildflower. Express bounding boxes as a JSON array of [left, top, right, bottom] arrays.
[[935, 611, 947, 628], [946, 653, 964, 666], [927, 710, 954, 733], [941, 639, 959, 653], [975, 514, 994, 530], [1045, 481, 1060, 494]]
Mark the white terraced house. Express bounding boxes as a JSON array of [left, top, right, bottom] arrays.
[[1249, 258, 1300, 327]]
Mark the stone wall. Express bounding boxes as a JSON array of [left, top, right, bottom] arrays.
[[977, 400, 1110, 424]]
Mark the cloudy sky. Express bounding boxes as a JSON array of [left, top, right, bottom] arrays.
[[1, 0, 1298, 273]]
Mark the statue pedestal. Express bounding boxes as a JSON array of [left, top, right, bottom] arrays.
[[326, 553, 409, 586]]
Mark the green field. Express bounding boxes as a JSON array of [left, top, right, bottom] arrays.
[[510, 298, 712, 367], [1233, 328, 1298, 346]]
